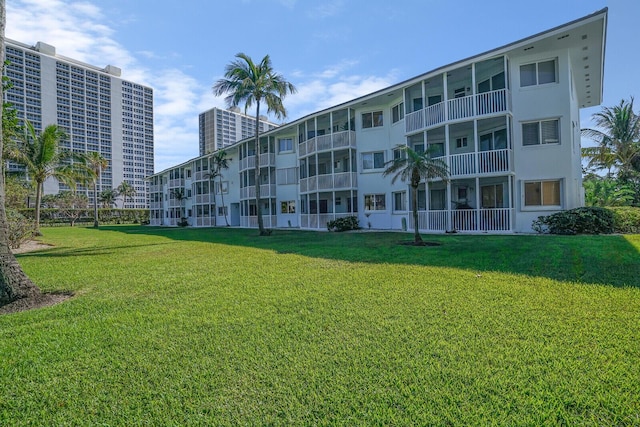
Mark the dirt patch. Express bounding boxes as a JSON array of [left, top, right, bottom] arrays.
[[0, 291, 73, 315], [1, 240, 72, 315], [11, 240, 54, 254]]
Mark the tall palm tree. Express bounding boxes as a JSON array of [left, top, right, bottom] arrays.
[[117, 181, 136, 208], [209, 150, 231, 226], [0, 0, 41, 306], [86, 151, 109, 228], [383, 146, 449, 244], [7, 122, 84, 235], [582, 98, 640, 180], [213, 53, 296, 235]]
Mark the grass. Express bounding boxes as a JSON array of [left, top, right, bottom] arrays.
[[1, 226, 639, 425]]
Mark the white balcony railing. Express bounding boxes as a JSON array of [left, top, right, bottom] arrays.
[[299, 131, 356, 156], [299, 172, 356, 193], [408, 208, 512, 232], [405, 89, 510, 133], [438, 149, 511, 177], [240, 153, 276, 171]]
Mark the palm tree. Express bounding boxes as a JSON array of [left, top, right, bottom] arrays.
[[86, 152, 109, 228], [7, 122, 84, 235], [98, 188, 118, 208], [117, 181, 136, 208], [0, 0, 41, 306], [209, 150, 231, 226], [170, 188, 188, 220], [213, 53, 296, 235], [383, 146, 449, 244], [582, 98, 640, 180]]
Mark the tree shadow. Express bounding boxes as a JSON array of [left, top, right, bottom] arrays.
[[46, 225, 640, 288]]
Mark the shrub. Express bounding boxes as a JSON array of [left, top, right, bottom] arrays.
[[608, 206, 640, 233], [177, 217, 189, 227], [532, 207, 614, 235], [327, 216, 360, 232], [6, 209, 36, 249]]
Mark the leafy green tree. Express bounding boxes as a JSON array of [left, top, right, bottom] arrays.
[[86, 152, 109, 228], [43, 192, 89, 227], [383, 146, 449, 244], [213, 53, 296, 235], [117, 181, 136, 207], [0, 0, 41, 306], [208, 150, 231, 226], [582, 98, 640, 181], [98, 188, 117, 208], [583, 175, 635, 207], [7, 122, 85, 235]]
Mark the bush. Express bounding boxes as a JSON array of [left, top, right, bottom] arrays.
[[327, 216, 360, 232], [532, 207, 614, 235], [6, 209, 36, 249], [18, 208, 150, 226], [608, 206, 640, 233]]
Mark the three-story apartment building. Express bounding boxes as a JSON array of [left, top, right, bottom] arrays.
[[149, 9, 606, 233]]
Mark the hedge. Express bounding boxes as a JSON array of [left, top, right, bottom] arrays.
[[532, 206, 640, 235], [17, 208, 150, 226]]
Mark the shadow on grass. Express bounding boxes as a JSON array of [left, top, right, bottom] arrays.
[[33, 225, 640, 288], [16, 242, 174, 258]]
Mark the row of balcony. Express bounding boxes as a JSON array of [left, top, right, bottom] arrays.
[[406, 89, 510, 134]]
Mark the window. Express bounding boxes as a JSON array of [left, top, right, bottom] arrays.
[[278, 138, 293, 152], [430, 189, 446, 210], [277, 167, 298, 185], [215, 181, 229, 194], [362, 111, 383, 129], [524, 180, 561, 207], [522, 119, 559, 146], [362, 151, 385, 170], [392, 102, 404, 123], [393, 192, 406, 211], [364, 194, 386, 211], [481, 185, 504, 208], [393, 147, 405, 160], [520, 59, 557, 87], [281, 201, 296, 214], [456, 137, 468, 148], [218, 206, 228, 216]]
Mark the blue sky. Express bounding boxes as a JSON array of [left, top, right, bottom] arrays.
[[6, 0, 637, 172]]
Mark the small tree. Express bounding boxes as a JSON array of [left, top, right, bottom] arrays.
[[171, 188, 188, 222], [383, 146, 449, 244], [45, 192, 89, 227], [99, 188, 117, 208], [7, 122, 87, 235], [86, 152, 108, 228], [117, 181, 136, 208], [208, 150, 231, 226]]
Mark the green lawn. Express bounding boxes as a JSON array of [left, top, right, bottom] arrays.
[[1, 226, 639, 425]]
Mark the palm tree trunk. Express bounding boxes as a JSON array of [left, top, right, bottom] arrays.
[[0, 0, 41, 305], [34, 181, 43, 236], [93, 181, 99, 228], [219, 176, 229, 226], [255, 102, 266, 235], [411, 184, 423, 243]]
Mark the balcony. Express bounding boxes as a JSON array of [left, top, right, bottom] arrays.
[[299, 130, 356, 157], [409, 208, 513, 232], [241, 215, 277, 228], [240, 153, 276, 171], [299, 172, 357, 193], [441, 148, 512, 178], [405, 89, 510, 134], [240, 184, 276, 200]]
